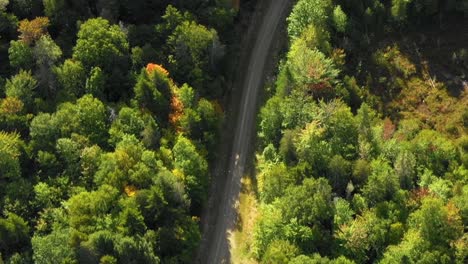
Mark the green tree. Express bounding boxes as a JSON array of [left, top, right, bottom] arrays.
[[73, 18, 129, 99], [332, 5, 348, 33], [168, 21, 221, 93], [394, 149, 417, 190], [321, 101, 358, 159], [0, 132, 22, 181], [352, 159, 371, 185], [67, 185, 120, 234], [334, 198, 354, 228], [362, 157, 400, 205], [193, 99, 220, 145], [118, 201, 147, 236], [258, 163, 296, 203], [295, 121, 331, 176], [0, 0, 8, 11], [94, 135, 155, 189], [32, 229, 77, 264], [54, 59, 86, 99], [289, 254, 355, 264], [297, 24, 331, 54], [287, 0, 333, 39], [172, 135, 208, 211], [452, 185, 468, 226], [29, 113, 59, 151], [5, 70, 37, 107], [158, 215, 200, 263], [253, 203, 284, 259], [327, 155, 351, 193], [259, 96, 284, 147], [85, 67, 106, 99], [133, 69, 171, 121], [155, 5, 192, 40], [262, 240, 299, 264], [380, 229, 439, 264], [280, 178, 333, 228], [33, 35, 62, 97], [33, 35, 62, 67], [0, 214, 29, 256], [79, 145, 102, 187], [409, 197, 464, 247], [179, 98, 221, 150], [355, 103, 379, 160], [109, 107, 159, 147], [287, 38, 340, 99], [34, 182, 60, 209], [337, 209, 391, 263], [412, 130, 457, 176], [278, 177, 334, 254], [55, 95, 109, 146], [73, 18, 129, 71], [100, 255, 117, 264], [8, 40, 33, 70], [391, 0, 410, 24], [280, 91, 318, 130], [279, 130, 298, 165], [55, 137, 82, 179]]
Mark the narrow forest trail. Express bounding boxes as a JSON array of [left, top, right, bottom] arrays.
[[197, 0, 290, 263]]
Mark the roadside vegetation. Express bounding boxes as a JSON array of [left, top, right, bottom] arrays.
[[0, 0, 238, 263], [231, 176, 259, 264], [247, 0, 468, 263]]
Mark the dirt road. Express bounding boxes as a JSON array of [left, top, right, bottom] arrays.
[[197, 0, 290, 263]]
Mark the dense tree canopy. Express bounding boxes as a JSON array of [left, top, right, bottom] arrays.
[[246, 0, 468, 263], [1, 0, 467, 263], [0, 1, 232, 262]]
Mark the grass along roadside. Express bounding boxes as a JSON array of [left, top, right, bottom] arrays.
[[230, 175, 259, 264]]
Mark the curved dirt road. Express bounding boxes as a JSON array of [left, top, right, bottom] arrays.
[[198, 0, 290, 263]]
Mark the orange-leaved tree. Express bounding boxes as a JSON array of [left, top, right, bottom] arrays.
[[18, 17, 50, 45], [146, 63, 169, 76]]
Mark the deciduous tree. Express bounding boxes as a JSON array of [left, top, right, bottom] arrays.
[[287, 0, 332, 39], [18, 17, 49, 45], [5, 70, 37, 107]]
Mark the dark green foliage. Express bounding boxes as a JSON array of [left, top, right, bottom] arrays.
[[5, 70, 37, 107], [279, 178, 334, 227], [259, 96, 283, 147], [362, 158, 400, 205], [73, 18, 129, 100], [85, 67, 106, 99], [32, 229, 76, 264], [173, 135, 208, 211], [0, 214, 29, 256], [54, 95, 109, 146], [1, 0, 467, 262], [167, 21, 222, 95], [54, 59, 86, 99], [133, 69, 171, 122], [0, 2, 229, 262], [108, 107, 159, 148], [327, 155, 351, 193]]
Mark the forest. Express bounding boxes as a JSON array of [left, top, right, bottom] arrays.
[[242, 0, 468, 263], [1, 0, 468, 263], [0, 0, 237, 263]]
